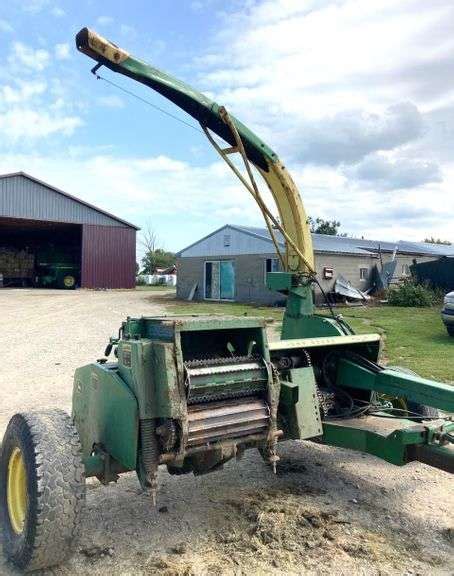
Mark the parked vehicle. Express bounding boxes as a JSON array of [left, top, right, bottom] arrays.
[[442, 291, 454, 336], [34, 244, 79, 289]]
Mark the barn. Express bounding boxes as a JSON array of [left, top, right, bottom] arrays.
[[0, 172, 138, 289]]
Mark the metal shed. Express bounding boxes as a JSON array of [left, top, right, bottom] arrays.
[[176, 224, 454, 305], [0, 172, 138, 289]]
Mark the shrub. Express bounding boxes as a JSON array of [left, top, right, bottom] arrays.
[[387, 279, 440, 307]]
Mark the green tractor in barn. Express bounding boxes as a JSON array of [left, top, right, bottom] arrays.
[[1, 28, 453, 573], [34, 244, 79, 289]]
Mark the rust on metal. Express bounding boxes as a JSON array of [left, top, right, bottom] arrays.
[[186, 397, 270, 447]]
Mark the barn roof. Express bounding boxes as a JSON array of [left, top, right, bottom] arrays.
[[177, 223, 454, 257], [0, 172, 139, 230], [232, 225, 454, 257]]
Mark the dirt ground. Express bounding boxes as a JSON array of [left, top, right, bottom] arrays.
[[0, 288, 453, 576]]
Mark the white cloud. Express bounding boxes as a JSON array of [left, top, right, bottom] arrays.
[[0, 151, 265, 243], [51, 6, 65, 17], [21, 0, 50, 13], [0, 109, 82, 140], [0, 149, 453, 249], [0, 81, 47, 104], [9, 42, 49, 71], [0, 19, 14, 33], [196, 1, 454, 137], [185, 0, 454, 240], [0, 37, 83, 145], [96, 95, 124, 108], [97, 16, 114, 26], [54, 43, 70, 60], [280, 102, 425, 166], [345, 153, 442, 190]]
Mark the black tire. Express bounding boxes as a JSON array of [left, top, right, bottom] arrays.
[[386, 366, 440, 419], [446, 325, 454, 337], [0, 410, 85, 572]]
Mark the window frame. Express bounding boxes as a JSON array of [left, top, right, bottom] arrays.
[[359, 267, 369, 281], [264, 257, 280, 284]]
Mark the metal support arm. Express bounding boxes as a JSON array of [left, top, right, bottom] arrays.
[[336, 359, 454, 413]]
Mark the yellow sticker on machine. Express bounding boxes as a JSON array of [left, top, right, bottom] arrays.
[[269, 333, 381, 351]]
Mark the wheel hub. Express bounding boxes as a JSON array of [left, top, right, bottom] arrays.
[[7, 447, 27, 534], [63, 275, 75, 288]]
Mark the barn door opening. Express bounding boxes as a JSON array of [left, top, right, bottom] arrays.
[[204, 260, 235, 300]]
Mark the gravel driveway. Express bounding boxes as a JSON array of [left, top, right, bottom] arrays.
[[0, 288, 453, 575]]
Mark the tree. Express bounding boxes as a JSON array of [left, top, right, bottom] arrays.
[[307, 217, 344, 236], [141, 248, 176, 274], [140, 222, 175, 274], [423, 237, 452, 245]]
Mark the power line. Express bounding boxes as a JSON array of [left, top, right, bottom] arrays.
[[94, 73, 203, 134]]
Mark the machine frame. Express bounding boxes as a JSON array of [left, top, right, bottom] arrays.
[[0, 26, 452, 574]]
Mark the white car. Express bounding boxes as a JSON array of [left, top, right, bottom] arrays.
[[442, 291, 454, 337]]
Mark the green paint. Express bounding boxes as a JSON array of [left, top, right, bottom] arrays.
[[279, 367, 322, 439], [93, 54, 277, 171], [322, 417, 454, 467], [337, 359, 454, 412], [73, 27, 454, 480], [322, 418, 421, 466], [266, 272, 351, 339], [117, 339, 184, 419], [72, 363, 139, 471]]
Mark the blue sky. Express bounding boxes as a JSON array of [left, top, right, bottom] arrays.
[[1, 0, 454, 259]]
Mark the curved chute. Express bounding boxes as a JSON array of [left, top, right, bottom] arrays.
[[75, 28, 314, 274]]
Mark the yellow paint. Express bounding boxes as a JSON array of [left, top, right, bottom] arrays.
[[259, 160, 315, 274], [63, 275, 75, 288], [86, 29, 129, 64], [7, 447, 27, 534], [269, 333, 381, 350]]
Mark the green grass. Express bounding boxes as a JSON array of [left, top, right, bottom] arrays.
[[165, 299, 453, 383], [330, 306, 453, 384], [135, 285, 176, 291]]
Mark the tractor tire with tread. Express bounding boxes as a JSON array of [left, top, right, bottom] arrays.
[[446, 325, 454, 337], [0, 409, 85, 572]]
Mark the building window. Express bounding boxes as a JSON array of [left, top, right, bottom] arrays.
[[223, 234, 231, 247], [359, 267, 369, 280], [401, 263, 410, 276], [323, 267, 334, 279], [264, 258, 280, 284], [204, 260, 235, 300]]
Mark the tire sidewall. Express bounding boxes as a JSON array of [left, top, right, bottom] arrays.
[[0, 415, 39, 570]]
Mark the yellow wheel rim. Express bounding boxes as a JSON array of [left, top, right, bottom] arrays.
[[7, 447, 28, 534], [63, 275, 75, 288]]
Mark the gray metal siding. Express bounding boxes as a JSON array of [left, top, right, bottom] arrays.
[[177, 254, 284, 305], [177, 252, 439, 306], [0, 175, 125, 227], [179, 226, 277, 257], [177, 252, 379, 305]]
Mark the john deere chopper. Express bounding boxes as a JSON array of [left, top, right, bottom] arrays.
[[1, 28, 453, 573]]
